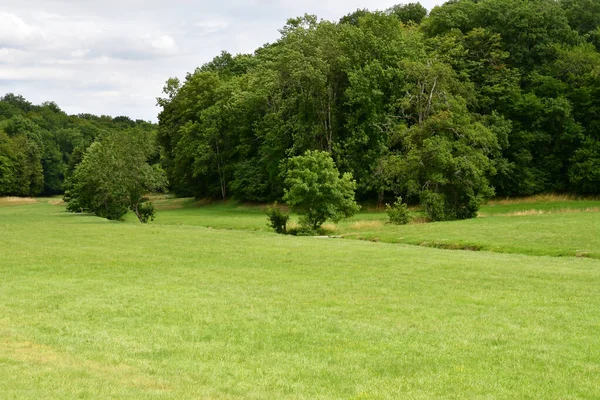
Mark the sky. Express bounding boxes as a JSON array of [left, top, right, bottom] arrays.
[[0, 0, 445, 121]]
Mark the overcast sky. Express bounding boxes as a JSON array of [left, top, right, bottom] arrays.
[[0, 0, 445, 121]]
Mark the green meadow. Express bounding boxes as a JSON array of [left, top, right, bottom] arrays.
[[2, 198, 600, 398], [150, 196, 600, 259]]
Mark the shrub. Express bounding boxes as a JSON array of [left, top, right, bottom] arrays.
[[266, 202, 290, 234], [420, 190, 447, 222], [386, 197, 410, 225], [133, 200, 156, 223], [286, 225, 317, 236]]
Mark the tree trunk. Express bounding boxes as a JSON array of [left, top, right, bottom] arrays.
[[133, 202, 143, 223], [377, 191, 385, 209]]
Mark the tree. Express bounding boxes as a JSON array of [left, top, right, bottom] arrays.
[[0, 131, 15, 193], [569, 139, 600, 194], [154, 0, 600, 206], [388, 3, 427, 25], [65, 128, 167, 222], [283, 150, 360, 230], [391, 59, 498, 221]]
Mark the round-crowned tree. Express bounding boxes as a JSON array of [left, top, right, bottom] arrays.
[[64, 128, 167, 223], [283, 150, 360, 231]]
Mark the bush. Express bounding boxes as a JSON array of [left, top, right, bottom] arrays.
[[420, 191, 447, 222], [386, 197, 410, 225], [266, 202, 290, 234], [133, 200, 156, 223], [286, 225, 317, 236]]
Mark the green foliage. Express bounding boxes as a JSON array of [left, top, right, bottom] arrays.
[[569, 139, 600, 194], [283, 150, 360, 230], [151, 0, 600, 213], [420, 190, 449, 222], [386, 197, 410, 225], [135, 200, 157, 223], [0, 94, 157, 197], [388, 3, 428, 24], [266, 202, 290, 234], [65, 129, 168, 222]]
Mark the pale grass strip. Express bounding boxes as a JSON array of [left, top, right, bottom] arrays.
[[479, 207, 600, 217]]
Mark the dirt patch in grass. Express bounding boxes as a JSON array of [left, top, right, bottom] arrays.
[[0, 197, 37, 206]]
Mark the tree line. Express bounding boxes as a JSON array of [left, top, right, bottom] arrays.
[[157, 0, 600, 220], [0, 94, 156, 197], [3, 0, 599, 223]]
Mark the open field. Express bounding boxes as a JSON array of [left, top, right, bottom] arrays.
[[2, 199, 600, 398], [148, 197, 600, 259]]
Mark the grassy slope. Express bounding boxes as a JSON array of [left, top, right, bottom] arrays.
[[340, 212, 600, 258], [2, 201, 600, 398], [149, 198, 600, 259]]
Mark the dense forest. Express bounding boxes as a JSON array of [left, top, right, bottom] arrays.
[[157, 0, 600, 218], [0, 94, 156, 197], [2, 0, 600, 221]]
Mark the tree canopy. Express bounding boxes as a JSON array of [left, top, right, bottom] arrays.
[[283, 150, 360, 230], [0, 94, 156, 197], [156, 0, 600, 219], [65, 129, 167, 222], [4, 0, 600, 222]]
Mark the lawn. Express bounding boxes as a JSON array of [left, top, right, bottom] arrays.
[[149, 196, 600, 259], [1, 199, 600, 398]]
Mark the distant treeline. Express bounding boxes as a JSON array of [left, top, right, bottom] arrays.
[[0, 94, 156, 197], [157, 0, 600, 208]]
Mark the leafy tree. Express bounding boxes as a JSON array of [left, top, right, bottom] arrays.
[[0, 131, 15, 193], [0, 94, 157, 197], [398, 105, 497, 221], [339, 9, 371, 26], [390, 59, 498, 220], [5, 132, 44, 196], [388, 3, 427, 25], [283, 150, 360, 230], [569, 139, 600, 194], [560, 0, 600, 36], [154, 0, 600, 212], [65, 129, 167, 222]]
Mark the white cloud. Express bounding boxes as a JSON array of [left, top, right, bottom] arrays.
[[0, 12, 45, 48], [0, 0, 446, 121], [151, 35, 177, 52], [195, 19, 230, 33], [71, 49, 90, 58]]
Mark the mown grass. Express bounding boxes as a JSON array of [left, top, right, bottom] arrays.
[[147, 196, 600, 259], [1, 200, 600, 398], [339, 212, 600, 258]]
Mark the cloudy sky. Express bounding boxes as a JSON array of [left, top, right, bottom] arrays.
[[0, 0, 445, 121]]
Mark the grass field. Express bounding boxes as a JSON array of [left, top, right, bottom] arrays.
[[149, 196, 600, 259], [2, 198, 600, 398]]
